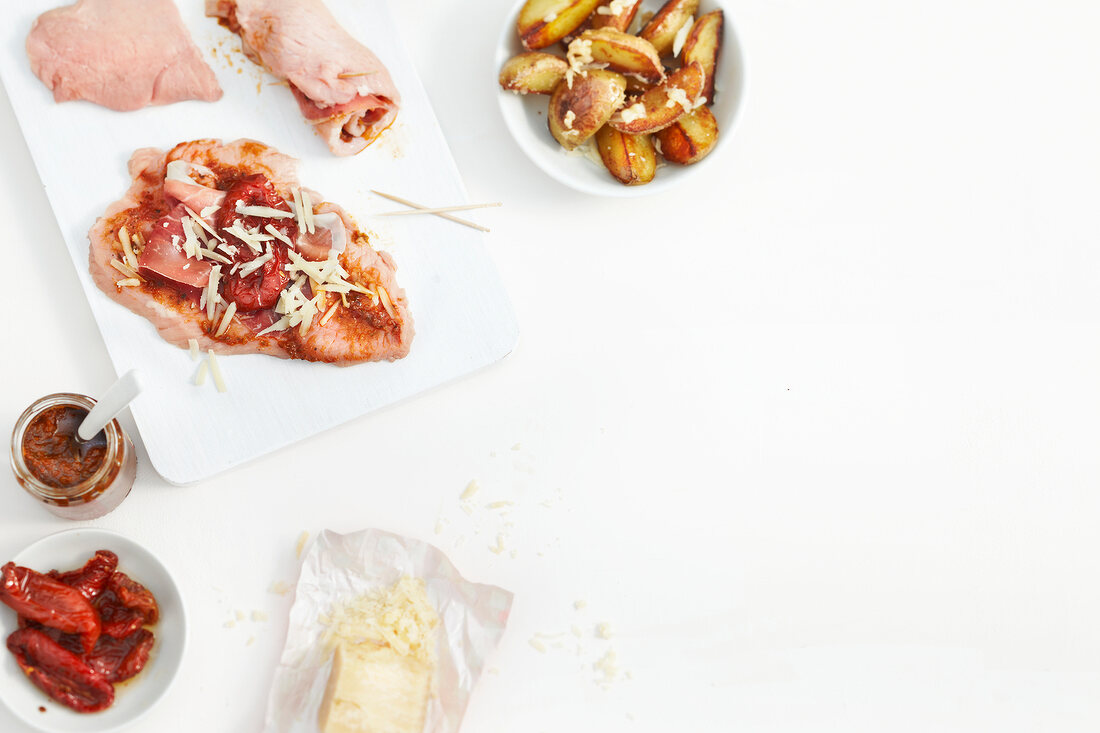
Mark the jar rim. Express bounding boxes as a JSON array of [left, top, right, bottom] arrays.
[[10, 393, 124, 501]]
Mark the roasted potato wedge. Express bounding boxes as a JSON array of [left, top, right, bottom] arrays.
[[681, 10, 723, 103], [578, 28, 664, 84], [639, 0, 700, 57], [518, 0, 603, 50], [499, 52, 570, 95], [595, 125, 657, 185], [589, 0, 644, 32], [548, 69, 628, 150], [654, 105, 718, 164], [608, 62, 704, 134]]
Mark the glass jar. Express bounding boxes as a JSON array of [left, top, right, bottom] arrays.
[[10, 393, 137, 520]]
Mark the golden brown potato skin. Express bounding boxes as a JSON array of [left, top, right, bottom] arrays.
[[548, 70, 628, 150], [518, 0, 603, 50], [499, 52, 570, 95], [639, 0, 701, 57], [595, 125, 657, 185], [607, 61, 705, 134], [578, 28, 665, 84], [589, 0, 644, 32], [655, 105, 718, 164], [681, 10, 723, 104]]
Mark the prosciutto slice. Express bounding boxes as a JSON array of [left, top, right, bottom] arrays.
[[89, 139, 413, 365], [26, 0, 222, 111], [206, 0, 401, 156]]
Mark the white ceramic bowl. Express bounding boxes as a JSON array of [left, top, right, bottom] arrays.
[[496, 0, 746, 197], [0, 529, 186, 733]]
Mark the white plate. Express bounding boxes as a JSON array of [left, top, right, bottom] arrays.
[[0, 0, 519, 483], [0, 529, 186, 733], [496, 0, 747, 197]]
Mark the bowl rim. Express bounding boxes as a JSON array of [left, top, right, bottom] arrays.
[[495, 0, 748, 197], [0, 527, 187, 733]]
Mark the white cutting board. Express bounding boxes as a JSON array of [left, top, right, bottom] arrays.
[[0, 0, 518, 484]]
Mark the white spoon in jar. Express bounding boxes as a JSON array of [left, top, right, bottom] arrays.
[[77, 370, 144, 441]]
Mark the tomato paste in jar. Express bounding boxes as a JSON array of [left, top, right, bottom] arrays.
[[10, 394, 136, 520], [21, 405, 107, 489]]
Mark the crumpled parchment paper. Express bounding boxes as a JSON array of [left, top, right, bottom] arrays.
[[263, 528, 513, 732]]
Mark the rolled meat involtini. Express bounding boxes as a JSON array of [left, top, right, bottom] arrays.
[[207, 0, 401, 156]]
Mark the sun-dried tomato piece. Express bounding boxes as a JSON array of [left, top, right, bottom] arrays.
[[0, 562, 100, 654], [106, 572, 159, 625], [16, 617, 85, 656], [217, 173, 295, 312], [86, 628, 155, 683], [48, 550, 118, 602], [6, 628, 114, 713], [96, 590, 146, 639]]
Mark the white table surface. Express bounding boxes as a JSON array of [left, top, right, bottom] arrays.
[[2, 1, 1099, 730]]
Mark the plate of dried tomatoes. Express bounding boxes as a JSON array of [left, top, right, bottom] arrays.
[[0, 529, 185, 732]]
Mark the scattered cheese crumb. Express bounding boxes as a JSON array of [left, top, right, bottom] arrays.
[[620, 101, 647, 123], [563, 110, 576, 129], [529, 639, 548, 653], [597, 0, 633, 16], [597, 622, 613, 639], [296, 531, 310, 558], [236, 610, 246, 621], [565, 38, 594, 89], [665, 87, 692, 111], [571, 625, 583, 638], [574, 600, 588, 610], [223, 620, 236, 629], [269, 581, 292, 595], [594, 648, 618, 681], [511, 443, 522, 451], [247, 636, 255, 646], [252, 610, 268, 622], [489, 534, 507, 555], [461, 480, 481, 500], [487, 501, 514, 509]]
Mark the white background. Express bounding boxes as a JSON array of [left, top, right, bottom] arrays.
[[2, 0, 1100, 731]]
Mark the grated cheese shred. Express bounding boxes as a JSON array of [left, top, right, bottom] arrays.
[[319, 299, 340, 327], [193, 359, 208, 386], [301, 190, 316, 234], [672, 15, 695, 57], [118, 226, 138, 269], [320, 577, 439, 663], [620, 101, 647, 123], [215, 301, 237, 337], [207, 349, 227, 393]]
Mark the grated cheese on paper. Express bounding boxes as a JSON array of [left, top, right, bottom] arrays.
[[207, 349, 227, 393]]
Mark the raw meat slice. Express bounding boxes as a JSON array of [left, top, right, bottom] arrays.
[[207, 0, 400, 156], [26, 0, 222, 111], [89, 139, 413, 365]]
